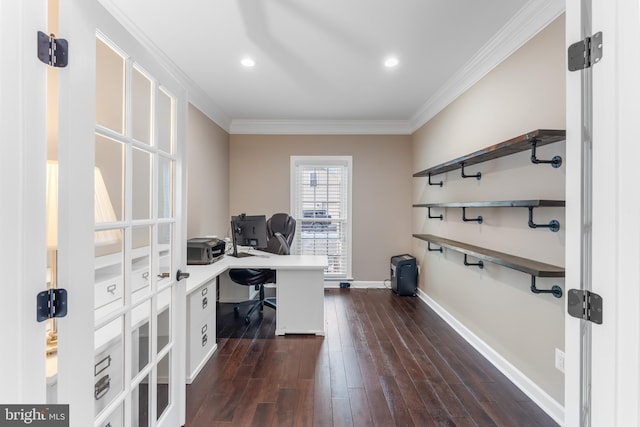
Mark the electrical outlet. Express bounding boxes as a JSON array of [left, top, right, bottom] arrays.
[[555, 348, 565, 373]]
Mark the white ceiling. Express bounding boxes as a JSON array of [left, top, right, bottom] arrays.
[[100, 0, 564, 134]]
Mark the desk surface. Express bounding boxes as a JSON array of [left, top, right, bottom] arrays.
[[186, 249, 328, 294]]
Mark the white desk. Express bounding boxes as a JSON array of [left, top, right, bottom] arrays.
[[184, 249, 327, 382]]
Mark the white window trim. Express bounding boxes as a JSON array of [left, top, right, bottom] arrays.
[[290, 156, 353, 280]]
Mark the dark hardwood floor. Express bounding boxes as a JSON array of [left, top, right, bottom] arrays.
[[186, 289, 558, 427]]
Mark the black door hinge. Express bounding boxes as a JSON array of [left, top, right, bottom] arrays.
[[568, 32, 603, 71], [37, 31, 68, 67], [567, 289, 602, 324], [37, 288, 68, 322]]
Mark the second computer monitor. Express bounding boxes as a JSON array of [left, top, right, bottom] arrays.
[[231, 214, 268, 252]]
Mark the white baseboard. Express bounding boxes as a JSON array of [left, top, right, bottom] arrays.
[[186, 343, 218, 384], [323, 280, 389, 289], [416, 289, 564, 426]]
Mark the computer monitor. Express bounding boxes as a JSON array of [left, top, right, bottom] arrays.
[[230, 214, 268, 257]]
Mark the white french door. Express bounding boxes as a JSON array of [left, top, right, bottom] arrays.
[[53, 1, 187, 426]]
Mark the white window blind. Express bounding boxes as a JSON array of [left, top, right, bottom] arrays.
[[291, 156, 352, 279]]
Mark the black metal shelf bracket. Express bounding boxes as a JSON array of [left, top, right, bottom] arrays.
[[428, 173, 443, 187], [528, 207, 560, 232], [463, 254, 484, 269], [460, 163, 481, 180], [462, 207, 483, 224], [530, 139, 562, 168], [530, 276, 563, 298], [428, 207, 443, 220], [428, 242, 443, 253]]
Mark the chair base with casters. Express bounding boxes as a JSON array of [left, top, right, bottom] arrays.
[[229, 268, 276, 324]]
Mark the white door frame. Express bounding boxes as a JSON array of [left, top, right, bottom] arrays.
[[590, 1, 640, 425], [564, 1, 592, 425], [565, 1, 640, 426], [0, 0, 48, 404]]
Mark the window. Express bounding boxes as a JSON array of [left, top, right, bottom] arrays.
[[291, 156, 352, 279]]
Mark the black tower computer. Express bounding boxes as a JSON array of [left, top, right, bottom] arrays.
[[390, 254, 418, 296]]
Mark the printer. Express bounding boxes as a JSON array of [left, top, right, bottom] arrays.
[[187, 237, 226, 265]]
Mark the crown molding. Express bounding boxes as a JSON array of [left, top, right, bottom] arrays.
[[98, 0, 232, 132], [99, 0, 563, 136], [408, 0, 565, 133], [231, 0, 564, 136], [229, 119, 413, 135]]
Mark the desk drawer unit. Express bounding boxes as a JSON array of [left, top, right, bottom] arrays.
[[131, 267, 150, 293], [188, 280, 215, 323], [95, 253, 123, 310], [95, 275, 124, 309], [94, 336, 124, 416], [186, 280, 216, 383]]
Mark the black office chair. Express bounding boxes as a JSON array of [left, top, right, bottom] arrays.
[[266, 213, 296, 252], [229, 213, 296, 324]]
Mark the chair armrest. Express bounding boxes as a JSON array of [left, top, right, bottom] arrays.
[[274, 232, 290, 255]]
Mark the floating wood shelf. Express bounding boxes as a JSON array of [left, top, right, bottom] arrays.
[[412, 200, 565, 209], [413, 129, 566, 178], [413, 234, 564, 297], [413, 200, 565, 231]]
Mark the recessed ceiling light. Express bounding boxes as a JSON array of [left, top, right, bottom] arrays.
[[241, 57, 255, 68], [384, 56, 399, 68]]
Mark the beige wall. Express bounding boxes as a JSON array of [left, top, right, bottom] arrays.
[[412, 16, 566, 404], [186, 104, 230, 239], [229, 134, 413, 281]]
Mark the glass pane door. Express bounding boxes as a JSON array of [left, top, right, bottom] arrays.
[[94, 34, 178, 427]]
